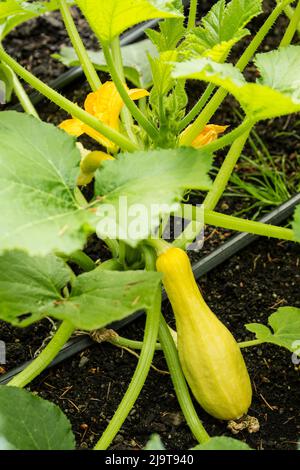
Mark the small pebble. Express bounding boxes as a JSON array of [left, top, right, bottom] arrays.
[[79, 356, 89, 368]]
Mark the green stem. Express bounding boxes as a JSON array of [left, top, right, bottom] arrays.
[[0, 43, 38, 117], [111, 336, 162, 351], [103, 238, 119, 259], [7, 321, 74, 388], [67, 250, 96, 271], [118, 240, 127, 267], [94, 289, 162, 450], [58, 0, 101, 91], [280, 0, 300, 46], [159, 314, 210, 444], [204, 130, 251, 210], [110, 334, 266, 351], [158, 94, 167, 129], [204, 210, 295, 241], [187, 0, 198, 30], [283, 4, 300, 33], [11, 71, 39, 118], [180, 2, 287, 143], [98, 258, 123, 271], [147, 238, 171, 256], [111, 37, 138, 144], [142, 245, 157, 271], [234, 3, 286, 71], [239, 339, 264, 348], [101, 42, 159, 141], [174, 131, 251, 249], [0, 47, 138, 152], [178, 83, 215, 132]]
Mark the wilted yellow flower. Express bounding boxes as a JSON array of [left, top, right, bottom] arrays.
[[78, 150, 115, 186], [191, 124, 228, 148], [59, 81, 149, 151]]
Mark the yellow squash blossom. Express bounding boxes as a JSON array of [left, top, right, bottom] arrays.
[[181, 124, 228, 149], [59, 81, 149, 151]]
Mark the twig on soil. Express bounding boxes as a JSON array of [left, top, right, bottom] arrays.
[[115, 345, 169, 376], [259, 393, 277, 411]]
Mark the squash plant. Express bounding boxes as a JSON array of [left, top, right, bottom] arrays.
[[0, 0, 299, 450]]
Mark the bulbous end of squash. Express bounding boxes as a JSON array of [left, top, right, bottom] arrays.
[[157, 246, 252, 421], [178, 314, 252, 420]]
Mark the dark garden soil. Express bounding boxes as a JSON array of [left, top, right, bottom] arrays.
[[26, 238, 300, 450], [0, 0, 299, 451]]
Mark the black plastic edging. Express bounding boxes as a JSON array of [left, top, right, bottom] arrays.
[[1, 193, 299, 385]]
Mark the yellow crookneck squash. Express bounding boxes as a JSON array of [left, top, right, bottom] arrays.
[[156, 246, 252, 421]]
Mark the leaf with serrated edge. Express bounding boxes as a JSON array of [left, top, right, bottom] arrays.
[[181, 0, 262, 62], [0, 111, 91, 256], [46, 269, 162, 330], [246, 307, 300, 351], [0, 250, 161, 329], [75, 0, 183, 43], [0, 386, 75, 450], [93, 148, 212, 246], [0, 251, 71, 326], [255, 45, 300, 100], [172, 46, 300, 120], [150, 50, 178, 98], [146, 0, 185, 52]]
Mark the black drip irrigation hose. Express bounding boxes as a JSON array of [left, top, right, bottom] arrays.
[[1, 192, 299, 385]]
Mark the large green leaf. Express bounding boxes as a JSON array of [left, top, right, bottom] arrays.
[[293, 205, 300, 242], [180, 0, 262, 62], [46, 268, 161, 330], [0, 1, 75, 39], [0, 251, 71, 326], [254, 46, 300, 101], [172, 46, 300, 120], [94, 148, 212, 245], [0, 250, 161, 329], [0, 386, 75, 450], [53, 39, 157, 88], [0, 0, 23, 20], [192, 436, 252, 450], [0, 111, 90, 256], [75, 0, 183, 43], [246, 306, 300, 351]]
